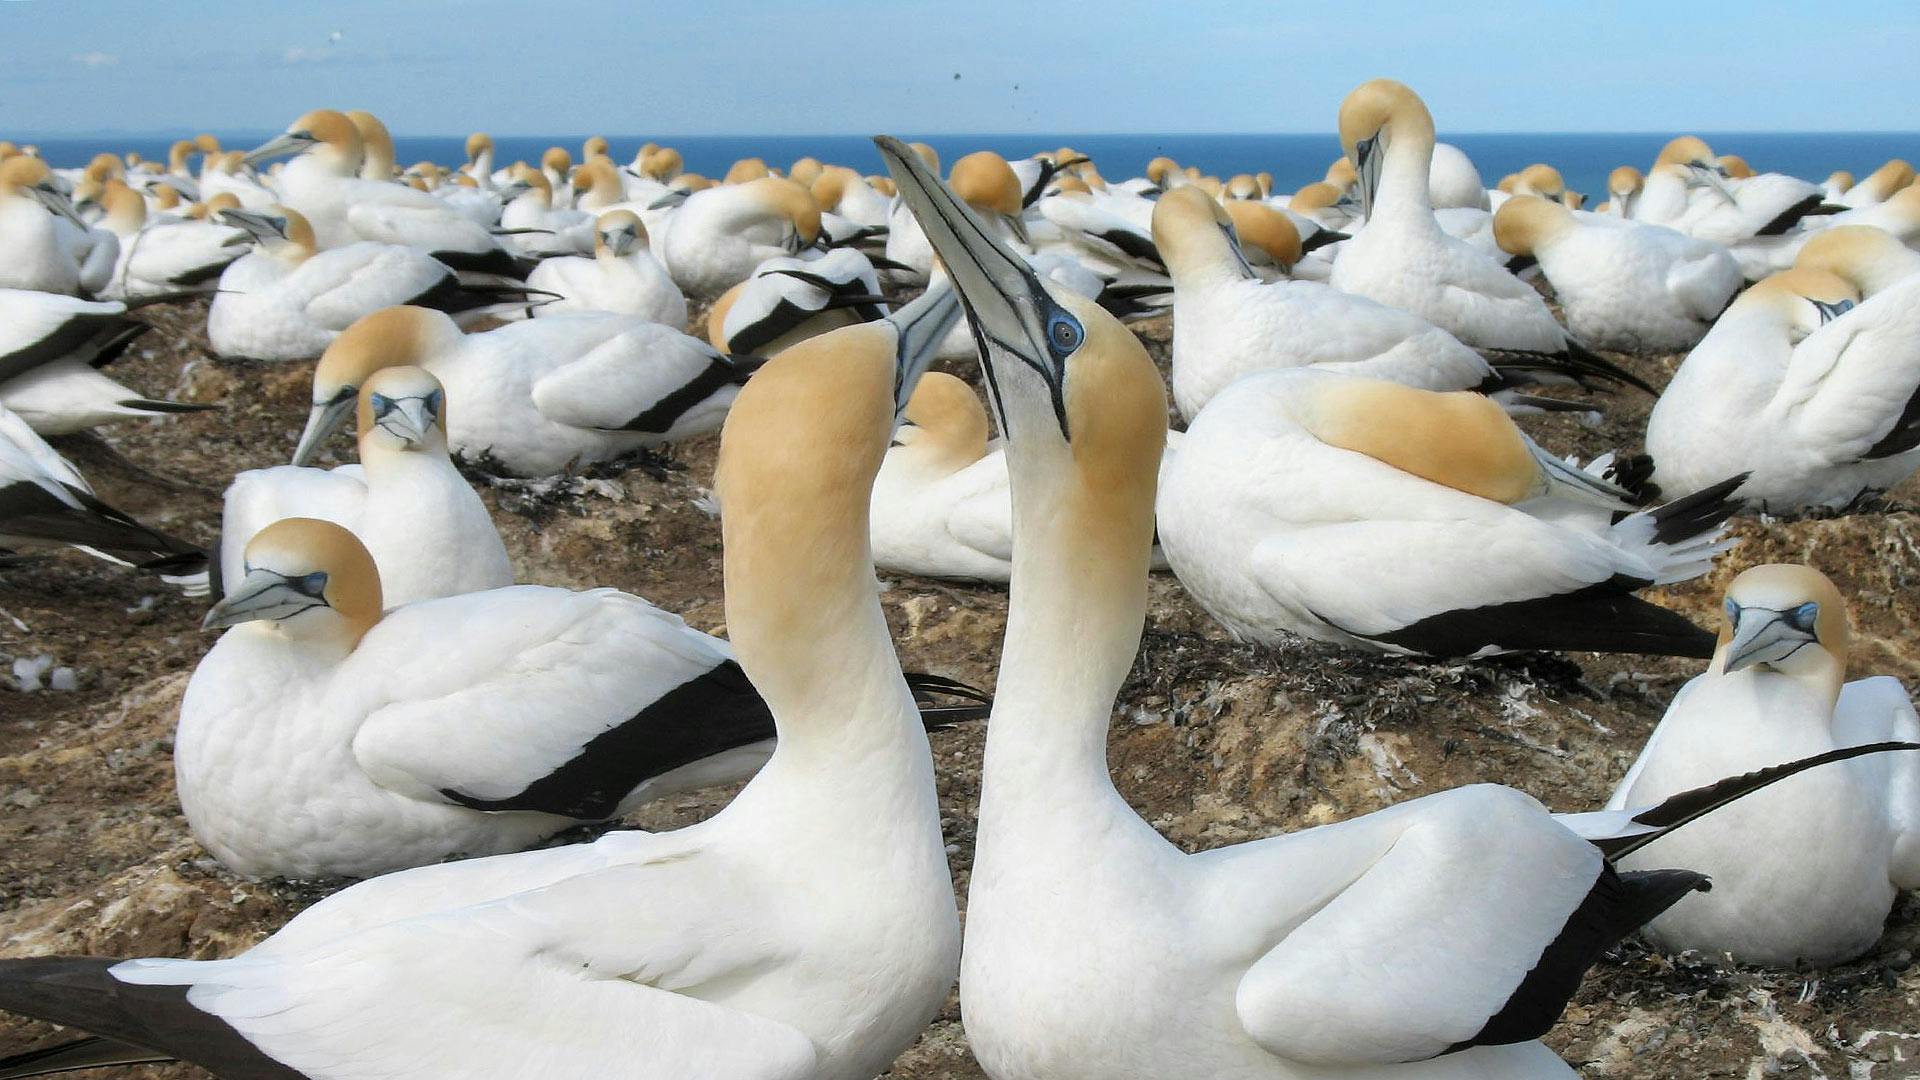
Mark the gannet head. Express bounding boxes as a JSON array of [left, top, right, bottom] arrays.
[[1146, 156, 1179, 188], [1223, 201, 1301, 272], [909, 142, 941, 177], [788, 156, 824, 187], [296, 307, 463, 465], [357, 365, 447, 455], [220, 204, 316, 261], [867, 175, 897, 197], [1795, 225, 1916, 299], [203, 518, 383, 645], [151, 184, 184, 212], [582, 135, 610, 161], [950, 152, 1023, 217], [595, 209, 645, 256], [571, 157, 621, 203], [1152, 185, 1258, 280], [195, 133, 222, 155], [1653, 135, 1735, 201], [464, 131, 493, 166], [1859, 158, 1916, 202], [1716, 154, 1754, 180], [638, 146, 683, 181], [896, 371, 991, 469], [1514, 163, 1567, 202], [1289, 181, 1341, 214], [1224, 174, 1261, 200], [740, 176, 822, 251], [348, 110, 396, 178], [167, 139, 197, 173], [500, 163, 543, 204], [1609, 165, 1644, 198], [541, 146, 573, 178], [811, 165, 855, 212], [879, 133, 1165, 529], [99, 179, 147, 234], [201, 192, 242, 221], [1324, 157, 1358, 193], [1338, 78, 1435, 219], [1879, 184, 1920, 244], [726, 157, 772, 185], [668, 171, 714, 195], [0, 156, 88, 227], [1716, 563, 1849, 684], [1493, 195, 1574, 258], [245, 108, 361, 171], [1827, 169, 1857, 192], [1734, 267, 1860, 342]]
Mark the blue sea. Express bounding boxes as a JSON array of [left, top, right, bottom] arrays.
[[25, 132, 1919, 200]]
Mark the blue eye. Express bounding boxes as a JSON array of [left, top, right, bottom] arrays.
[[1047, 313, 1082, 355], [370, 392, 395, 417], [1724, 598, 1740, 621], [426, 388, 445, 416], [1789, 602, 1819, 631], [298, 571, 329, 597]]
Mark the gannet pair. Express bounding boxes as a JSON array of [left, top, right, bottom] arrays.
[[1612, 565, 1920, 966], [1493, 195, 1742, 354], [293, 305, 755, 477], [220, 367, 511, 608], [83, 180, 246, 300], [0, 282, 970, 1080], [209, 206, 546, 361], [1647, 232, 1920, 511], [655, 177, 823, 298], [0, 290, 215, 433], [0, 401, 205, 584], [877, 132, 1899, 1080], [1837, 159, 1914, 209], [1330, 81, 1651, 394], [526, 210, 687, 324]]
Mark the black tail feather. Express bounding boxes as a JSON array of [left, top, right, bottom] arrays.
[[904, 671, 993, 726], [1643, 473, 1749, 544], [115, 398, 219, 416], [0, 1034, 171, 1078]]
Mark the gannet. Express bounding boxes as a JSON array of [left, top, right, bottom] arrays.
[[655, 177, 822, 298], [220, 367, 512, 607], [495, 164, 592, 257], [0, 270, 971, 1080], [1824, 170, 1857, 201], [209, 207, 544, 362], [1429, 141, 1490, 210], [244, 110, 530, 278], [0, 289, 216, 434], [1603, 165, 1644, 217], [1160, 367, 1740, 658], [1837, 158, 1913, 209], [460, 132, 496, 190], [1609, 565, 1920, 966], [197, 148, 276, 209], [291, 305, 759, 476], [1635, 136, 1840, 246], [707, 249, 886, 357], [811, 165, 892, 229], [878, 131, 1887, 1080], [1822, 181, 1920, 242], [1329, 80, 1651, 394], [1798, 224, 1920, 296], [525, 210, 687, 324], [870, 371, 1014, 582], [0, 401, 205, 583], [1647, 265, 1920, 511], [1153, 186, 1494, 421], [540, 146, 573, 203], [882, 142, 943, 284], [346, 111, 395, 181], [1493, 195, 1742, 354], [92, 179, 248, 300], [0, 155, 89, 294]]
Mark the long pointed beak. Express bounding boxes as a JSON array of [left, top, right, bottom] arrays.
[[243, 131, 311, 169], [1687, 162, 1737, 206], [497, 180, 532, 201], [377, 397, 434, 449], [1353, 138, 1379, 222], [203, 570, 321, 630], [885, 275, 962, 419], [292, 393, 356, 466], [218, 208, 284, 243], [1722, 608, 1818, 673], [32, 186, 89, 229]]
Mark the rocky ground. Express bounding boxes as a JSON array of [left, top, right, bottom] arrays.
[[2, 297, 1918, 1078]]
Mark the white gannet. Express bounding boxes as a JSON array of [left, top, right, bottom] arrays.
[[209, 206, 543, 361], [1159, 368, 1740, 658], [0, 289, 216, 433], [347, 110, 396, 182], [655, 176, 822, 298], [1824, 169, 1857, 202], [244, 110, 530, 279], [0, 156, 90, 294], [811, 164, 892, 229], [1153, 185, 1494, 421], [1329, 80, 1651, 394], [197, 148, 277, 209], [1429, 141, 1490, 210], [1823, 181, 1920, 242], [1637, 136, 1840, 246], [496, 164, 593, 258], [877, 131, 1880, 1080], [0, 401, 206, 581], [92, 179, 248, 301], [1609, 564, 1920, 966], [1493, 195, 1742, 354], [1603, 165, 1644, 217], [525, 210, 687, 325], [870, 372, 1014, 584], [0, 273, 970, 1080], [883, 142, 944, 284], [1647, 263, 1920, 511], [291, 305, 755, 476], [220, 367, 513, 607], [1798, 224, 1920, 295], [706, 249, 886, 357], [1837, 158, 1913, 210]]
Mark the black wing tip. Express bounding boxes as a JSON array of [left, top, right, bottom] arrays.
[[0, 1035, 169, 1078], [1350, 580, 1715, 660], [1646, 472, 1749, 545], [903, 671, 993, 726], [115, 398, 221, 415]]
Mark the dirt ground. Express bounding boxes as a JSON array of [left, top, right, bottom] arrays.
[[2, 296, 1918, 1078]]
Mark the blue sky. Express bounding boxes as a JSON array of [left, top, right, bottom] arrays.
[[4, 0, 1917, 137]]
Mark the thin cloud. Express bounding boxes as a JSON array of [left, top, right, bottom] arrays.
[[72, 51, 118, 68]]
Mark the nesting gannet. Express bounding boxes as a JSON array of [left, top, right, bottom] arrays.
[[347, 111, 395, 182], [1609, 565, 1920, 966], [220, 367, 512, 608], [877, 131, 1888, 1080], [525, 210, 687, 324], [707, 249, 886, 357], [0, 290, 215, 434], [1329, 80, 1651, 394], [244, 110, 529, 278], [292, 306, 758, 476], [1160, 368, 1739, 658], [0, 156, 89, 294], [209, 207, 544, 361], [882, 142, 944, 284], [1153, 186, 1494, 420], [1825, 170, 1857, 202], [1647, 265, 1920, 511], [495, 164, 592, 257], [1823, 181, 1920, 242], [1602, 166, 1644, 217], [1493, 195, 1741, 354], [655, 177, 822, 298], [1429, 141, 1490, 210], [0, 270, 970, 1080], [0, 401, 205, 581], [1837, 158, 1913, 210], [92, 179, 248, 300], [1636, 136, 1840, 247], [869, 371, 1014, 582], [812, 164, 893, 229]]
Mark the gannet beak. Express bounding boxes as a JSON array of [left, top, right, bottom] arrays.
[[30, 184, 89, 229], [498, 179, 532, 201], [203, 568, 329, 630], [647, 190, 688, 211], [1352, 135, 1380, 221], [884, 275, 962, 420], [292, 389, 357, 466], [1812, 297, 1855, 324], [1686, 162, 1737, 206], [219, 208, 286, 243], [602, 224, 638, 255], [1722, 601, 1822, 673], [243, 130, 315, 169], [876, 134, 1068, 432]]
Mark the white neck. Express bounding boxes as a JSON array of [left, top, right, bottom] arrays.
[[1377, 131, 1437, 221]]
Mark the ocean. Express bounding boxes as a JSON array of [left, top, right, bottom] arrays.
[[24, 132, 1918, 200]]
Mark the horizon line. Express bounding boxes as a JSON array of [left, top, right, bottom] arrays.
[[12, 128, 1920, 141]]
